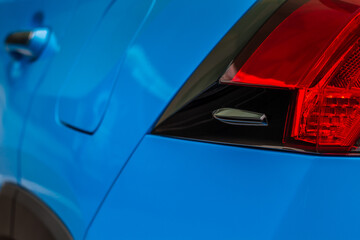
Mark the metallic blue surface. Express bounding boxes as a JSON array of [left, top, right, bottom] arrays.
[[0, 0, 74, 186], [2, 0, 360, 239], [86, 135, 360, 240], [0, 0, 257, 239], [57, 0, 156, 133]]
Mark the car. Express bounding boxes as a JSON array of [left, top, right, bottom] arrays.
[[1, 0, 360, 239]]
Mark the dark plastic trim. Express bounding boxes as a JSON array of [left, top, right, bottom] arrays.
[[154, 0, 288, 127], [0, 183, 72, 240], [152, 0, 313, 153], [0, 184, 16, 239]]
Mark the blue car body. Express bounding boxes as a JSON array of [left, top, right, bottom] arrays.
[[1, 0, 360, 239]]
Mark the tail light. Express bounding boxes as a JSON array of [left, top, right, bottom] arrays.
[[154, 0, 360, 155]]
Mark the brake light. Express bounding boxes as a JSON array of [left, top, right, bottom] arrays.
[[220, 0, 360, 153]]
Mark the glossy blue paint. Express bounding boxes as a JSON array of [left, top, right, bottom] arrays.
[[0, 0, 76, 185], [8, 0, 257, 239], [57, 0, 156, 133], [2, 0, 360, 239], [86, 135, 360, 240]]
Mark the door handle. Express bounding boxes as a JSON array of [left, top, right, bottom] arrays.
[[5, 28, 51, 61]]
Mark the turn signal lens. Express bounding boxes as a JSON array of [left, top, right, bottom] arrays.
[[220, 0, 360, 153]]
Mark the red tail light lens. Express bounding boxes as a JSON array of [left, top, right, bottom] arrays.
[[292, 35, 360, 152], [220, 0, 360, 153]]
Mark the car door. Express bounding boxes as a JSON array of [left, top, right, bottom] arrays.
[[18, 0, 161, 238], [0, 0, 78, 185]]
